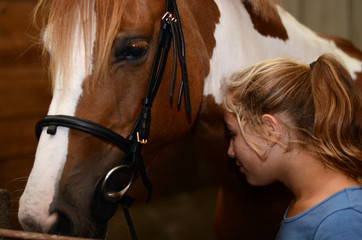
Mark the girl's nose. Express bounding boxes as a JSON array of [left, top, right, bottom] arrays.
[[227, 141, 235, 158]]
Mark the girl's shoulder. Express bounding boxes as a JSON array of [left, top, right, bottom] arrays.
[[319, 186, 362, 213], [277, 187, 362, 240], [314, 186, 362, 239], [345, 186, 362, 209], [315, 207, 362, 239]]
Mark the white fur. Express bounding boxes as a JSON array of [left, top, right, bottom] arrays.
[[18, 6, 97, 232], [204, 0, 362, 104]]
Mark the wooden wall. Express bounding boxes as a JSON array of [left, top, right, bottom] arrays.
[[0, 0, 51, 228], [0, 0, 361, 232], [282, 0, 362, 50]]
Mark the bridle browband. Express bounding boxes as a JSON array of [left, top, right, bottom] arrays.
[[35, 0, 190, 239]]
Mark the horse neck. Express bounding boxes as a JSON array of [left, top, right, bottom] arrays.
[[203, 0, 362, 106]]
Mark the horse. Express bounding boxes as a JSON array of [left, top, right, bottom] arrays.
[[18, 0, 362, 239]]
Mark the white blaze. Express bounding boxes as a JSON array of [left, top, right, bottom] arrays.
[[205, 0, 362, 104], [18, 6, 97, 233]]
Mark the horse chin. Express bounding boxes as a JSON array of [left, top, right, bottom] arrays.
[[49, 194, 109, 239], [48, 210, 108, 238]]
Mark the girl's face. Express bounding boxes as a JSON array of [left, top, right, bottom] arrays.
[[224, 112, 280, 186]]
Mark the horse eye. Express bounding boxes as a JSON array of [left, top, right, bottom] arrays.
[[115, 40, 148, 62]]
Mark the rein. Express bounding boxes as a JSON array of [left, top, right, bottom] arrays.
[[35, 0, 190, 239]]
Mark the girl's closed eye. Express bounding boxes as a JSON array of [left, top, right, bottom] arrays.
[[225, 126, 236, 142], [227, 129, 235, 138], [224, 122, 234, 141]]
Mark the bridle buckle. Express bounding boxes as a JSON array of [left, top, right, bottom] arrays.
[[162, 12, 177, 23], [136, 132, 148, 144]]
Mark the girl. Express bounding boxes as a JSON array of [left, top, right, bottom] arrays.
[[223, 54, 362, 239]]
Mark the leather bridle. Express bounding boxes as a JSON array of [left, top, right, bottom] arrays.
[[35, 0, 190, 239]]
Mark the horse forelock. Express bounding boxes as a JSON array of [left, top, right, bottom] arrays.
[[35, 0, 135, 91]]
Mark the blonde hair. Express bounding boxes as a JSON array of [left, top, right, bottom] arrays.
[[223, 54, 362, 182]]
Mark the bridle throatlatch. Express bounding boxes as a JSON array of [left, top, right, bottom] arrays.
[[35, 0, 190, 239]]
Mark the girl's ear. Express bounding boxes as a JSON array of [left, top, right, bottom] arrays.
[[262, 114, 282, 145]]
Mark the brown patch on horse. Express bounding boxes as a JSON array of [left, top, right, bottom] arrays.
[[192, 95, 225, 143], [242, 0, 288, 41], [318, 33, 362, 61], [147, 0, 221, 148], [355, 72, 362, 93], [184, 0, 220, 59]]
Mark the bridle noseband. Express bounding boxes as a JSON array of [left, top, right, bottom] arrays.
[[35, 0, 190, 239]]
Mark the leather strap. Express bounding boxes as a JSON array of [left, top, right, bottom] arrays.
[[36, 115, 131, 152]]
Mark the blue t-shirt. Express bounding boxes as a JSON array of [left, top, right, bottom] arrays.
[[276, 186, 362, 240]]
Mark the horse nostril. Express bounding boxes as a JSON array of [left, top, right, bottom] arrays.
[[20, 213, 58, 233], [42, 212, 58, 233], [50, 212, 73, 236], [20, 216, 43, 233]]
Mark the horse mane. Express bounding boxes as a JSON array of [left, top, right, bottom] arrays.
[[33, 0, 133, 90]]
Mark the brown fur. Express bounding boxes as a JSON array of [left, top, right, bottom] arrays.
[[243, 0, 280, 21], [242, 0, 288, 40]]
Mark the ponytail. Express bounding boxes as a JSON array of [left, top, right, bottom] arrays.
[[310, 55, 362, 181], [223, 54, 362, 182]]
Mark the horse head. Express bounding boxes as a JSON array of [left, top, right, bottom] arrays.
[[18, 0, 219, 238]]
